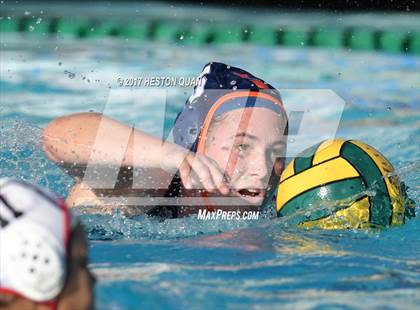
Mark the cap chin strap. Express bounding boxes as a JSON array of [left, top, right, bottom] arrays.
[[0, 221, 65, 302]]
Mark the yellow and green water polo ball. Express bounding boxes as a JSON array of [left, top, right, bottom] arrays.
[[276, 139, 409, 229]]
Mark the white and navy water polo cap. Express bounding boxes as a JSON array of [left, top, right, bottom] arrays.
[[173, 62, 287, 153], [0, 178, 77, 303]]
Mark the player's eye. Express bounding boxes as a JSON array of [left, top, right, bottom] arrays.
[[235, 143, 250, 152]]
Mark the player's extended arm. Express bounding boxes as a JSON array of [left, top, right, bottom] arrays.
[[43, 112, 177, 169], [42, 112, 229, 193]]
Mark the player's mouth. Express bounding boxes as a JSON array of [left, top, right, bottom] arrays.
[[233, 188, 266, 202]]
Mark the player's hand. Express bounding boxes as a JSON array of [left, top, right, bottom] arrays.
[[178, 153, 230, 195]]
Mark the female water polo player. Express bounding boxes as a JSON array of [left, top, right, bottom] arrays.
[[0, 178, 95, 309], [42, 62, 288, 217]]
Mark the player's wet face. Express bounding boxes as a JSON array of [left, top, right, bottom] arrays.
[[204, 108, 287, 204]]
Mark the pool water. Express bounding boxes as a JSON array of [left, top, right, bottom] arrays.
[[0, 33, 419, 309]]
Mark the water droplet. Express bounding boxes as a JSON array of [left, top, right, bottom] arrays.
[[230, 80, 237, 86], [58, 62, 62, 66], [36, 17, 42, 24], [226, 65, 231, 69], [232, 86, 238, 90], [179, 34, 184, 40], [386, 106, 391, 111], [24, 11, 31, 16], [28, 25, 34, 32], [64, 70, 75, 79]]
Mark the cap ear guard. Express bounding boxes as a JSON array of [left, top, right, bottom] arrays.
[[0, 178, 74, 303], [0, 221, 66, 302]]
